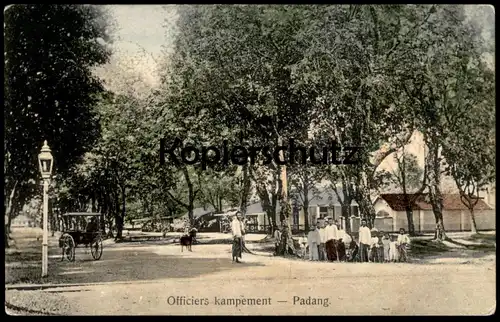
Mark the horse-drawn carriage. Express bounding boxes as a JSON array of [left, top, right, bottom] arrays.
[[58, 212, 104, 262]]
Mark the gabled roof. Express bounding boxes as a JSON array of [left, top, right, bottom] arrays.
[[183, 206, 216, 219], [377, 193, 492, 211], [292, 187, 359, 206]]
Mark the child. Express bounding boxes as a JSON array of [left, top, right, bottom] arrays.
[[377, 232, 384, 263], [382, 233, 391, 262], [389, 235, 399, 262], [370, 233, 380, 262], [307, 226, 320, 261], [298, 233, 308, 259], [397, 228, 411, 262], [348, 238, 359, 262]]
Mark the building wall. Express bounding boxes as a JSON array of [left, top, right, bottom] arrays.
[[441, 210, 462, 231], [421, 211, 436, 232], [374, 217, 394, 232], [473, 209, 495, 231]]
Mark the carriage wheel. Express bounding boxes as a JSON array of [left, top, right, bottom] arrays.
[[62, 234, 75, 262], [90, 236, 103, 260]]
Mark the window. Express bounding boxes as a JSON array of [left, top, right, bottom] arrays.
[[319, 206, 328, 219], [351, 205, 359, 217]]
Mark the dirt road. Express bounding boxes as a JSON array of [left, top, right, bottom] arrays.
[[6, 242, 496, 315]]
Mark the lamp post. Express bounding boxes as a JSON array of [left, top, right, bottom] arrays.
[[38, 140, 53, 278]]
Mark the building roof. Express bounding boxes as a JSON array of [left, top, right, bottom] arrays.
[[182, 206, 216, 219], [377, 193, 493, 211], [294, 187, 359, 207], [243, 187, 359, 215]]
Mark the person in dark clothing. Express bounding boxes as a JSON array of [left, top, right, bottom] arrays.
[[86, 217, 98, 232]]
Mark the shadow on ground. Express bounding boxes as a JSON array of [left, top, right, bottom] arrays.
[[410, 237, 496, 263], [6, 241, 265, 285]]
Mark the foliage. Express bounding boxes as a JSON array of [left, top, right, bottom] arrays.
[[4, 5, 111, 237]]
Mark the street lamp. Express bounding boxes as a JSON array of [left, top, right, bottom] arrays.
[[38, 140, 53, 278]]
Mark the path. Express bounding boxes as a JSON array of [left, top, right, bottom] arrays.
[[6, 240, 496, 315]]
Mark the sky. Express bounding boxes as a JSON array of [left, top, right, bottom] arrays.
[[95, 5, 177, 90], [99, 5, 494, 90]]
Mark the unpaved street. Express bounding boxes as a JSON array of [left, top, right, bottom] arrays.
[[6, 242, 496, 315]]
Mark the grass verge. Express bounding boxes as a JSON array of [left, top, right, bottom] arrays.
[[409, 239, 450, 258], [5, 290, 72, 315]]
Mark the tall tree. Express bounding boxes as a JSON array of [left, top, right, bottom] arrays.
[[390, 148, 426, 235], [399, 5, 494, 240], [4, 5, 111, 243]]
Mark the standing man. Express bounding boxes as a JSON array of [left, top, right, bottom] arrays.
[[335, 220, 346, 261], [318, 221, 327, 261], [231, 212, 244, 263], [307, 225, 320, 261], [358, 219, 372, 263], [325, 218, 338, 262], [396, 228, 411, 262]]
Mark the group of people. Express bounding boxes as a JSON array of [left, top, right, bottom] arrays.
[[231, 211, 411, 263], [298, 218, 411, 263], [297, 218, 350, 261]]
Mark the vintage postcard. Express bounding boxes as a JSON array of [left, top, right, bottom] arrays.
[[4, 4, 495, 315]]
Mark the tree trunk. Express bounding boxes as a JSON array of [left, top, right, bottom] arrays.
[[356, 185, 376, 229], [470, 208, 478, 234], [426, 142, 448, 241], [91, 196, 97, 212], [341, 205, 352, 234], [5, 180, 18, 236], [276, 141, 297, 257], [256, 182, 277, 235], [303, 199, 309, 232], [113, 187, 124, 239], [240, 164, 251, 214], [405, 207, 416, 236]]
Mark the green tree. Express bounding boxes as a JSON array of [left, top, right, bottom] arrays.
[[4, 5, 111, 244], [390, 149, 425, 235], [399, 5, 494, 240]]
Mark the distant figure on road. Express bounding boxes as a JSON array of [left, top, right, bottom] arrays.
[[358, 219, 371, 263], [231, 212, 244, 263]]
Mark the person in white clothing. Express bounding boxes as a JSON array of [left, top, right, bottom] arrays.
[[340, 229, 352, 244], [370, 233, 380, 263], [231, 212, 244, 263], [307, 225, 320, 261], [335, 221, 347, 261], [324, 218, 338, 262], [389, 235, 399, 262], [358, 219, 372, 262], [298, 233, 308, 259], [318, 221, 327, 261], [396, 228, 411, 262]]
